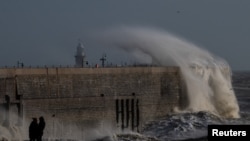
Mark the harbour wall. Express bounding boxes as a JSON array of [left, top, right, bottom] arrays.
[[0, 67, 181, 139]]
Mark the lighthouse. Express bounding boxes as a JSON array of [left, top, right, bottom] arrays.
[[75, 41, 86, 67]]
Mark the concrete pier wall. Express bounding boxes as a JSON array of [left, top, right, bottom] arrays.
[[0, 67, 181, 136]]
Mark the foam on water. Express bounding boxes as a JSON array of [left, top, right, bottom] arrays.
[[142, 112, 219, 140]]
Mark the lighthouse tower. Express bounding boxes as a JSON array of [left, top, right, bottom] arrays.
[[75, 41, 86, 67]]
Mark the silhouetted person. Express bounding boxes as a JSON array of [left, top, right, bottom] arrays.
[[37, 116, 46, 141], [29, 118, 38, 141]]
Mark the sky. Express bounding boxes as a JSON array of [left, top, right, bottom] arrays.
[[0, 0, 250, 71]]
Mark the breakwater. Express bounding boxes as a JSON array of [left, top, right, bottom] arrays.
[[0, 67, 181, 140]]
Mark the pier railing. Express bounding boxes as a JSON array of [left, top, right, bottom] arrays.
[[0, 64, 160, 69]]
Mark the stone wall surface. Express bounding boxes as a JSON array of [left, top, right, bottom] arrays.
[[0, 67, 181, 136]]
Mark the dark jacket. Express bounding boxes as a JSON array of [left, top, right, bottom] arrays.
[[29, 118, 38, 139], [38, 117, 46, 136]]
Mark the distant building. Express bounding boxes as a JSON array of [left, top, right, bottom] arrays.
[[74, 41, 86, 67]]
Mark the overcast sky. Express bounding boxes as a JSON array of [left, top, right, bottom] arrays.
[[0, 0, 250, 71]]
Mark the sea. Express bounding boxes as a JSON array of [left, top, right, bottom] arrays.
[[130, 71, 250, 141]]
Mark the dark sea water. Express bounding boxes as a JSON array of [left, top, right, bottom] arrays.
[[110, 71, 250, 141]]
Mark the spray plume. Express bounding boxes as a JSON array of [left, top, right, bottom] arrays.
[[96, 26, 240, 118]]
